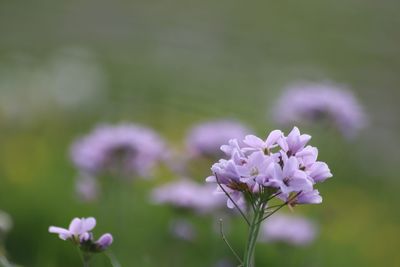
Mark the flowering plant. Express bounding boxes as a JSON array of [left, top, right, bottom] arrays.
[[49, 217, 116, 267], [206, 127, 332, 267]]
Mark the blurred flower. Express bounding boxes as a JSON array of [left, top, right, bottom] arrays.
[[273, 82, 367, 138], [169, 219, 196, 241], [151, 178, 225, 214], [75, 174, 99, 202], [259, 214, 318, 246], [206, 127, 332, 208], [49, 217, 113, 252], [71, 123, 168, 179], [186, 120, 250, 157]]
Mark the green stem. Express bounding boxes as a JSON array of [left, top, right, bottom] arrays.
[[83, 252, 91, 267], [243, 203, 266, 267]]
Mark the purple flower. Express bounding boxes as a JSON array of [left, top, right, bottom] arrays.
[[186, 120, 250, 157], [49, 217, 96, 241], [295, 190, 322, 204], [96, 233, 113, 250], [259, 214, 318, 246], [206, 127, 332, 208], [49, 217, 113, 252], [151, 179, 225, 214], [273, 82, 367, 138], [75, 174, 99, 202], [70, 123, 168, 178], [273, 155, 313, 196], [242, 130, 285, 154]]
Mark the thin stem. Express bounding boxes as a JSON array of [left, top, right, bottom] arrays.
[[257, 191, 302, 224], [246, 191, 257, 213], [266, 191, 281, 202], [75, 246, 85, 267], [215, 173, 250, 226], [257, 203, 286, 224], [219, 219, 243, 266], [83, 255, 90, 267], [243, 202, 266, 267], [264, 204, 284, 210]]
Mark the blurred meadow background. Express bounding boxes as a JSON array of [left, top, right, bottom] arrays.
[[0, 0, 400, 266]]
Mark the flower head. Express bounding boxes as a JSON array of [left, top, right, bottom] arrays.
[[206, 127, 332, 208], [186, 120, 250, 157], [259, 214, 318, 246], [49, 217, 96, 241], [49, 217, 113, 253], [71, 123, 168, 178], [273, 82, 367, 138]]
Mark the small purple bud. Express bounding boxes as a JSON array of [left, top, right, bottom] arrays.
[[96, 233, 113, 250]]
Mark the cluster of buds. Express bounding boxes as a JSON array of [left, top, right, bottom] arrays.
[[49, 217, 113, 253]]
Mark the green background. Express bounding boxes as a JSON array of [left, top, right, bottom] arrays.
[[0, 1, 399, 266]]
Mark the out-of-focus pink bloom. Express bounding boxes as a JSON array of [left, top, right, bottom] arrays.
[[75, 174, 99, 202], [186, 120, 250, 157], [273, 82, 367, 138], [151, 179, 225, 214], [259, 214, 318, 246], [70, 123, 168, 178]]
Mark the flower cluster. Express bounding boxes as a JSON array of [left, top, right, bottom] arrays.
[[71, 123, 168, 178], [206, 127, 332, 209], [186, 120, 250, 157], [259, 213, 317, 246], [49, 217, 113, 253], [273, 82, 367, 138]]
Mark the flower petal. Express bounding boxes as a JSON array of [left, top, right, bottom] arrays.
[[81, 217, 96, 233], [68, 218, 82, 235]]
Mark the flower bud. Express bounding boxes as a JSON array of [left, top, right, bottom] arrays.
[[96, 233, 113, 250]]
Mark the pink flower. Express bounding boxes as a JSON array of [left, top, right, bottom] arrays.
[[259, 214, 318, 246], [49, 217, 113, 252], [273, 82, 367, 138], [49, 217, 96, 241]]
